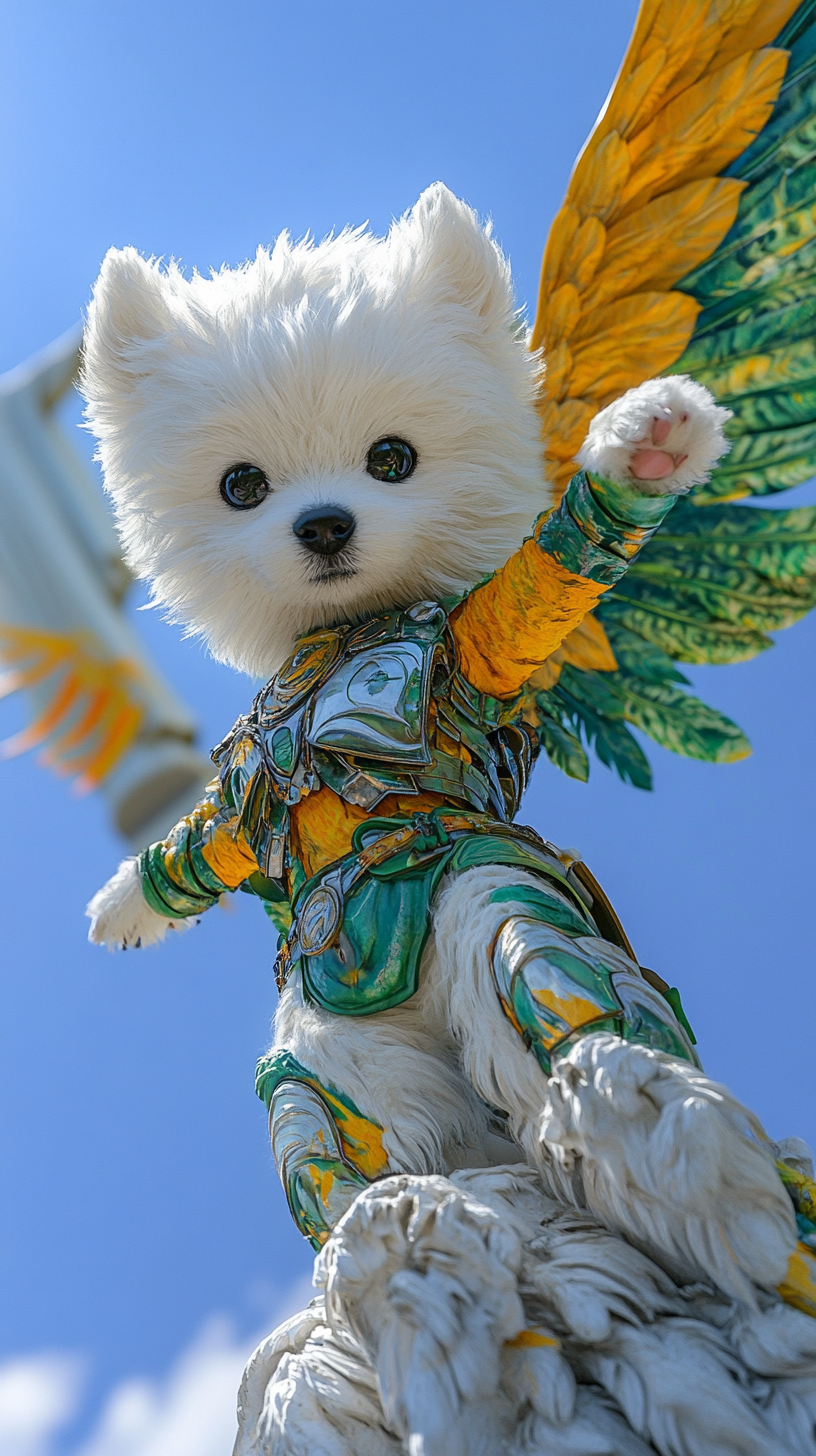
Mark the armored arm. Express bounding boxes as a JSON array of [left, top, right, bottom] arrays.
[[451, 467, 684, 699], [87, 776, 261, 948], [451, 375, 731, 699], [139, 777, 260, 917]]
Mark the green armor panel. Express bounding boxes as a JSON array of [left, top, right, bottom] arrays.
[[258, 1043, 389, 1154], [490, 911, 699, 1074], [209, 600, 539, 903], [280, 810, 599, 1016], [268, 1080, 369, 1249], [306, 637, 435, 765]]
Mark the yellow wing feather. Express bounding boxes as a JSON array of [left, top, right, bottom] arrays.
[[0, 624, 145, 792], [526, 613, 619, 692], [532, 0, 802, 495]]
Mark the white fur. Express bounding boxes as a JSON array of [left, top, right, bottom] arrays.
[[81, 184, 548, 679], [86, 855, 192, 948], [577, 374, 731, 494], [243, 1322, 396, 1456], [319, 1175, 526, 1456], [540, 1032, 796, 1302], [428, 868, 799, 1299], [273, 964, 494, 1178], [234, 1168, 816, 1456], [245, 867, 811, 1452]]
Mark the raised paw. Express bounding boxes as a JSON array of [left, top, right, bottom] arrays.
[[577, 375, 732, 496], [630, 405, 689, 481]]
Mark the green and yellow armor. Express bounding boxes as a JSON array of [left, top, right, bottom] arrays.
[[135, 467, 702, 1242]]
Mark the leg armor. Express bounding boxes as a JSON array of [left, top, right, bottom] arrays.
[[490, 906, 699, 1075], [256, 1050, 389, 1248]]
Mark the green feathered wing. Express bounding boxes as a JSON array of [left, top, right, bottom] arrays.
[[527, 0, 816, 790]]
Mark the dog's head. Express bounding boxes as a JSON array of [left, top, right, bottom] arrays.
[[82, 184, 546, 677]]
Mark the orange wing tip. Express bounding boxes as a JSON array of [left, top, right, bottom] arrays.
[[70, 703, 144, 791], [0, 624, 147, 789], [532, 0, 798, 491]]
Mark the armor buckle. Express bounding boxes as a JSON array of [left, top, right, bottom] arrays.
[[298, 882, 343, 956]]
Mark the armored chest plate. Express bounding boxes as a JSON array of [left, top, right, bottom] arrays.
[[306, 640, 434, 766], [213, 599, 533, 887]]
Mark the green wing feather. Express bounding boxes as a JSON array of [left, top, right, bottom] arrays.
[[600, 500, 816, 663], [671, 2, 816, 502], [536, 671, 654, 790], [528, 0, 816, 789]]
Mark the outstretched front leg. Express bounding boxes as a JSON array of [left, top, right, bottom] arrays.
[[450, 373, 730, 705]]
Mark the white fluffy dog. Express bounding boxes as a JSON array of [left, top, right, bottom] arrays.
[[82, 187, 545, 680], [83, 185, 815, 1452]]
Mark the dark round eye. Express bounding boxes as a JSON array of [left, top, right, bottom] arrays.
[[365, 437, 417, 483], [220, 463, 270, 510]]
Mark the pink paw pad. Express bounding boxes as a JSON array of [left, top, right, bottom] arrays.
[[630, 411, 689, 480]]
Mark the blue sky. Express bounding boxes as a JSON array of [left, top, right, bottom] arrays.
[[0, 2, 814, 1452]]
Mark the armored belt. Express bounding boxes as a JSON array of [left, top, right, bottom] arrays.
[[273, 809, 596, 1015]]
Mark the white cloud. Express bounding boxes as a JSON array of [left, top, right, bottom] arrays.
[[0, 1353, 84, 1456], [73, 1319, 253, 1456], [0, 1278, 313, 1456]]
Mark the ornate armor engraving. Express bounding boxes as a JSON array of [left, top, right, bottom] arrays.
[[305, 640, 434, 765], [298, 882, 343, 956], [260, 629, 345, 720], [268, 1080, 369, 1248], [212, 600, 538, 899]]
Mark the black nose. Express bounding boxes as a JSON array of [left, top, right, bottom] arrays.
[[292, 506, 356, 556]]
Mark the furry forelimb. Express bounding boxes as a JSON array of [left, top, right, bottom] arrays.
[[86, 856, 190, 949], [317, 1175, 530, 1456]]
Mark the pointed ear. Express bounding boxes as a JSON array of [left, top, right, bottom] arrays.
[[395, 183, 514, 330], [82, 247, 176, 400]]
